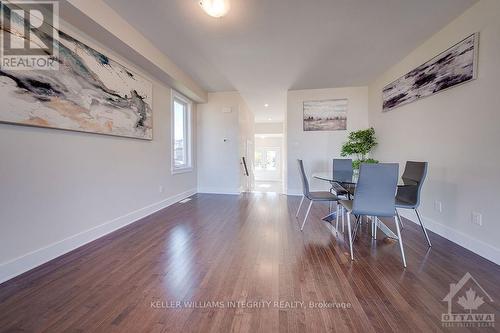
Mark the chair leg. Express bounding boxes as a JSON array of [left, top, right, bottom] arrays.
[[396, 208, 404, 229], [394, 215, 407, 268], [301, 201, 313, 231], [415, 209, 432, 247], [296, 196, 305, 218], [342, 207, 345, 233], [335, 203, 340, 232], [347, 213, 354, 260], [352, 215, 362, 241]]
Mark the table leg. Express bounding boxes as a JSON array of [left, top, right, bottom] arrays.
[[321, 211, 337, 222], [375, 218, 398, 239]]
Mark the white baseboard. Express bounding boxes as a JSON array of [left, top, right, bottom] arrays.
[[0, 188, 197, 284], [197, 187, 240, 195], [4, 190, 495, 285], [398, 210, 500, 265]]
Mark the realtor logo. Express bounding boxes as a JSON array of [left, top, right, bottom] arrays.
[[0, 0, 59, 70], [442, 272, 495, 328]]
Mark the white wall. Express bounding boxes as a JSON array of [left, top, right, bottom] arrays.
[[368, 0, 500, 263], [286, 87, 369, 194], [197, 92, 252, 194], [0, 21, 197, 283]]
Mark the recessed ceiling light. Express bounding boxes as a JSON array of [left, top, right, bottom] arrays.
[[267, 118, 272, 121], [199, 0, 230, 18], [264, 104, 269, 108]]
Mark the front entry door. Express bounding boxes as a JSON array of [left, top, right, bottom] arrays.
[[254, 147, 281, 181]]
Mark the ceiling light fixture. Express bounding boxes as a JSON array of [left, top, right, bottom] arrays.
[[264, 104, 269, 108], [199, 0, 230, 18]]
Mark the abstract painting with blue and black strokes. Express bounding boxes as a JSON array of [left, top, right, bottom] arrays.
[[382, 33, 477, 112], [0, 11, 153, 140]]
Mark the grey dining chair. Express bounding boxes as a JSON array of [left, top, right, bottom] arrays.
[[339, 163, 407, 267], [296, 160, 338, 231], [396, 161, 432, 247], [331, 158, 354, 232], [331, 159, 353, 197]]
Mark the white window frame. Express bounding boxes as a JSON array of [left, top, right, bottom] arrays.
[[171, 90, 193, 174]]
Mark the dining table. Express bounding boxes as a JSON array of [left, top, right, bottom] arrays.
[[313, 171, 401, 239]]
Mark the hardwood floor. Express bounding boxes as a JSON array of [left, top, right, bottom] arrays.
[[0, 193, 498, 332], [254, 180, 283, 193]]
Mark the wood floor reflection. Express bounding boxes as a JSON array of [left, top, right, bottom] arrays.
[[0, 193, 498, 332]]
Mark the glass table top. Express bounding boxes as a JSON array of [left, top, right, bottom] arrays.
[[313, 171, 358, 184], [313, 172, 416, 186]]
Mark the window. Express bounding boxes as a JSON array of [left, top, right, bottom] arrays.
[[171, 91, 192, 173]]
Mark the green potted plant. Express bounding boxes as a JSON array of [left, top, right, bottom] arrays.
[[340, 127, 379, 170]]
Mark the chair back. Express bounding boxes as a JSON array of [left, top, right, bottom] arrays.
[[398, 161, 428, 207], [333, 159, 353, 182], [352, 163, 398, 217], [297, 160, 310, 197]]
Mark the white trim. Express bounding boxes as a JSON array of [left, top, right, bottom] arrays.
[[0, 188, 197, 284], [197, 187, 241, 195], [171, 90, 193, 174], [398, 210, 500, 265]]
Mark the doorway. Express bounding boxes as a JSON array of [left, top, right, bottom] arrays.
[[254, 134, 283, 193]]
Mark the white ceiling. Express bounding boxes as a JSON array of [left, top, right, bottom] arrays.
[[104, 0, 476, 122]]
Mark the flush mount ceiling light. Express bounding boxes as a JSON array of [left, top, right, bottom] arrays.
[[264, 104, 269, 108], [199, 0, 230, 18]]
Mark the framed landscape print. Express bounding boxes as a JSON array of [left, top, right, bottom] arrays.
[[382, 33, 479, 112], [0, 7, 153, 140], [303, 99, 348, 131]]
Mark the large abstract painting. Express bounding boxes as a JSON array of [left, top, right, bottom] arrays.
[[0, 22, 153, 139], [303, 99, 347, 131], [382, 33, 478, 112]]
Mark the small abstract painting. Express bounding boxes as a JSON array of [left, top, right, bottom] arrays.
[[382, 33, 478, 112], [303, 99, 347, 131], [0, 14, 153, 139]]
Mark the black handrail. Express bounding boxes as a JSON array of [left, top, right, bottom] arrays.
[[241, 157, 249, 176]]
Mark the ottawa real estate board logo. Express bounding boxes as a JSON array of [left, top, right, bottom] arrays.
[[0, 0, 59, 70], [442, 272, 495, 328]]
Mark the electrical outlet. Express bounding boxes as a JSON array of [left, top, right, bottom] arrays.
[[434, 200, 442, 213], [471, 212, 482, 226], [159, 185, 164, 193]]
